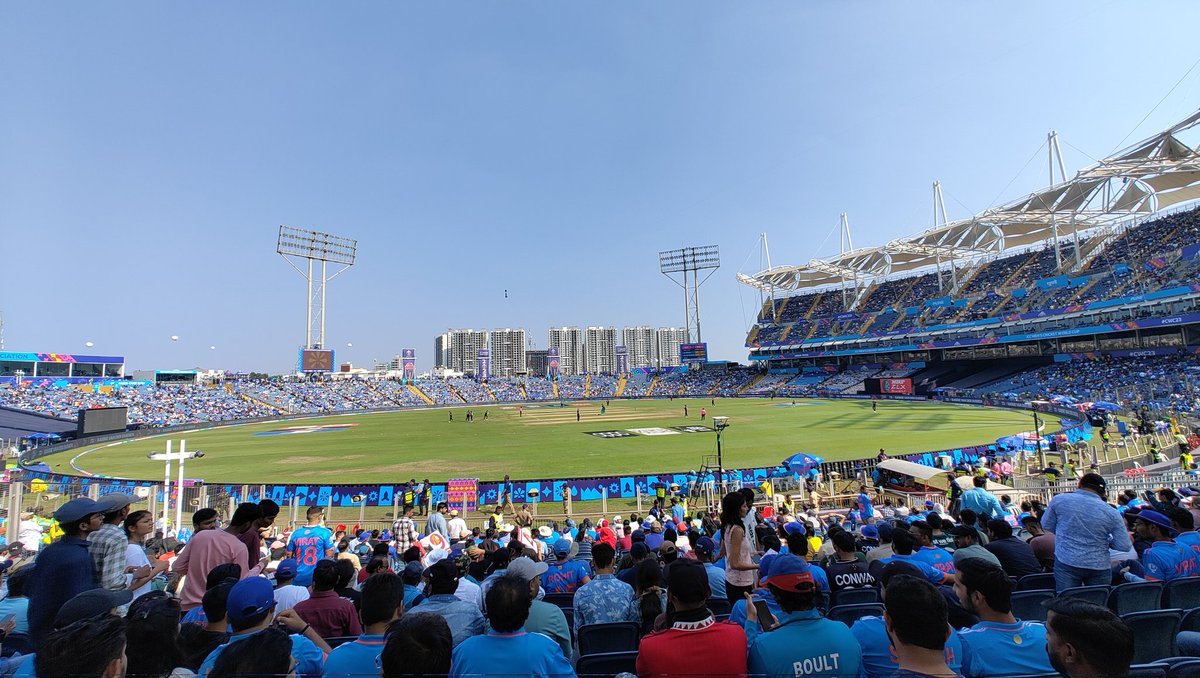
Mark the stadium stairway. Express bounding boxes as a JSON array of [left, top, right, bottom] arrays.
[[237, 391, 287, 413], [646, 376, 659, 396], [552, 380, 559, 399], [519, 382, 529, 400], [407, 384, 434, 405], [615, 375, 627, 397], [584, 374, 591, 397], [483, 383, 499, 400], [742, 373, 765, 393], [445, 381, 467, 403]]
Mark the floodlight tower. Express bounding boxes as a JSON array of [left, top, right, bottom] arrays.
[[276, 226, 357, 350], [659, 245, 720, 344]]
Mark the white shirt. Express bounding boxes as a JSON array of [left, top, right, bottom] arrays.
[[127, 543, 154, 600], [273, 584, 310, 612], [454, 577, 481, 606], [17, 520, 42, 552], [448, 517, 470, 541]]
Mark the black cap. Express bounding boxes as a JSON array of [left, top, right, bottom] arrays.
[[948, 525, 978, 538], [1080, 473, 1107, 498], [667, 560, 710, 604], [54, 589, 133, 629]]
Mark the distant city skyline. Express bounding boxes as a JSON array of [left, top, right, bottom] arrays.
[[3, 3, 1199, 373]]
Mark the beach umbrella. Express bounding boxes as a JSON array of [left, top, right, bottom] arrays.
[[1093, 401, 1122, 411], [781, 452, 824, 475]]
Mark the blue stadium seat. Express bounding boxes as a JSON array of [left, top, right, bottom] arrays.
[[1059, 585, 1110, 606], [1123, 610, 1182, 664], [705, 597, 732, 617], [1010, 589, 1054, 622], [1164, 579, 1200, 611], [543, 592, 575, 610], [1111, 582, 1166, 616], [576, 622, 640, 656], [575, 650, 639, 677], [833, 587, 881, 606], [1016, 572, 1056, 591], [827, 603, 885, 627]]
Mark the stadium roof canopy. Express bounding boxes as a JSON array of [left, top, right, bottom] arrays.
[[739, 110, 1200, 293]]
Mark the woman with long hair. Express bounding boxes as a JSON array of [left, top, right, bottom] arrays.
[[720, 491, 757, 604], [124, 510, 167, 599], [629, 558, 666, 636], [125, 591, 189, 677]]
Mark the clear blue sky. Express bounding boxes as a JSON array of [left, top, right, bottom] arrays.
[[3, 2, 1199, 373]]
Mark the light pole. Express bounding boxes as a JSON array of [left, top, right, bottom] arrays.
[[149, 440, 205, 537], [1031, 400, 1049, 472], [713, 416, 730, 494]]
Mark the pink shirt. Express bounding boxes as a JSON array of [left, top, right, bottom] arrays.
[[171, 529, 248, 609]]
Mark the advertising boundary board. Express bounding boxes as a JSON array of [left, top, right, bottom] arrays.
[[16, 397, 1088, 506]]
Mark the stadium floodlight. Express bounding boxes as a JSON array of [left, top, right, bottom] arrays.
[[659, 245, 720, 344], [148, 439, 205, 538], [276, 225, 357, 351], [712, 416, 730, 493]]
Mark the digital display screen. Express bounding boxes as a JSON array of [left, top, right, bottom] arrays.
[[300, 349, 335, 372], [78, 407, 128, 437], [679, 343, 708, 363]]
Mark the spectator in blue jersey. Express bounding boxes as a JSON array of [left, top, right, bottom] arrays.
[[959, 476, 1005, 521], [877, 529, 951, 585], [1121, 509, 1199, 582], [693, 536, 727, 600], [1044, 598, 1135, 678], [542, 539, 590, 594], [286, 506, 335, 587], [744, 554, 862, 678], [954, 558, 1054, 677], [851, 561, 966, 678], [856, 486, 875, 521], [1170, 508, 1200, 555], [883, 574, 961, 678], [197, 575, 330, 677], [670, 497, 686, 524], [449, 575, 577, 678], [1042, 473, 1132, 591], [380, 612, 453, 677], [908, 521, 957, 576]]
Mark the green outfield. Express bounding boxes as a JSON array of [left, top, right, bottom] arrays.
[[45, 398, 1033, 483]]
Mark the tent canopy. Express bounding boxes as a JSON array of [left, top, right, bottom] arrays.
[[876, 459, 948, 482]]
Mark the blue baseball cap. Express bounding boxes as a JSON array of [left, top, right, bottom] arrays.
[[275, 558, 298, 578], [53, 498, 102, 524], [860, 524, 879, 539], [782, 521, 807, 536], [757, 552, 778, 579], [694, 536, 717, 556], [1135, 509, 1177, 535], [226, 576, 276, 621]]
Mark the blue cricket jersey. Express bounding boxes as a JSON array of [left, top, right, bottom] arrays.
[[287, 525, 336, 586], [1143, 540, 1200, 581], [958, 620, 1052, 678], [881, 553, 949, 585], [850, 616, 965, 678], [322, 633, 387, 677], [910, 546, 957, 576], [1175, 531, 1200, 556]]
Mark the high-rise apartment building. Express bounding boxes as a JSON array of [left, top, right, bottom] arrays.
[[655, 327, 690, 368], [488, 329, 527, 378], [434, 329, 488, 375], [585, 326, 618, 374], [622, 326, 655, 369], [547, 327, 583, 376]]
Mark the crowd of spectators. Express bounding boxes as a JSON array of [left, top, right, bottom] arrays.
[[555, 376, 588, 399], [446, 378, 495, 404], [20, 469, 1200, 677], [975, 355, 1200, 413], [0, 383, 281, 425], [587, 375, 617, 399]]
